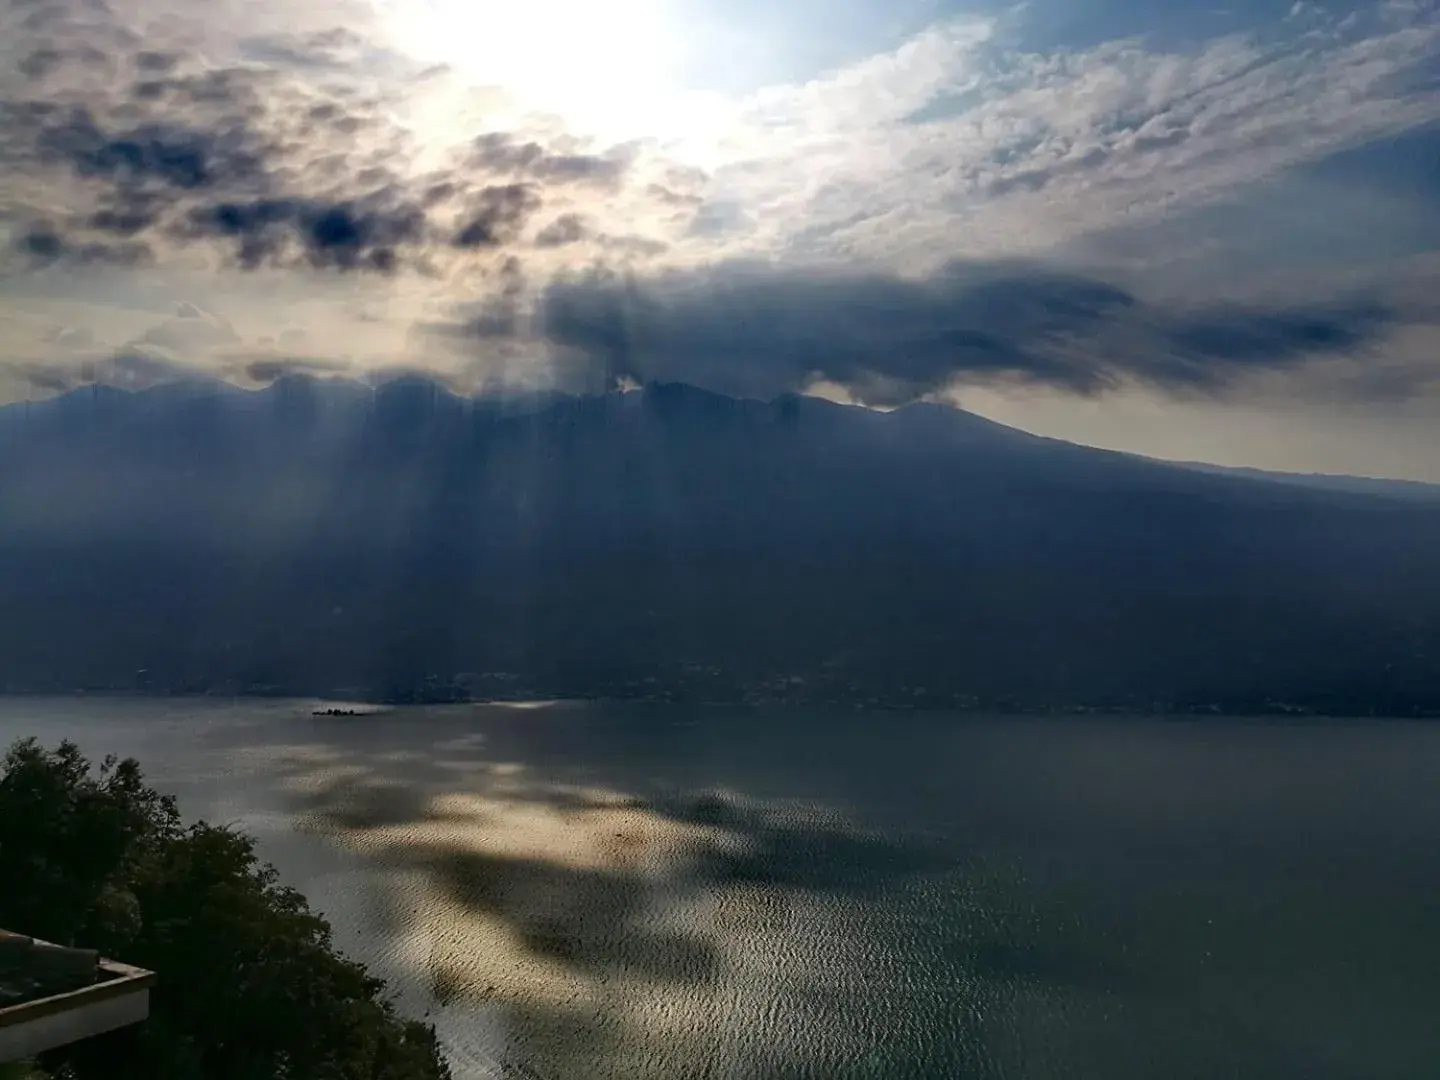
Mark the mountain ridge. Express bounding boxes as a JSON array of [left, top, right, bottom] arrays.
[[2, 376, 1438, 714], [8, 374, 1430, 493]]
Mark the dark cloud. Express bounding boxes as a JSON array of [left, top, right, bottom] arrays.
[[34, 108, 263, 190], [124, 65, 277, 109], [134, 51, 179, 73], [1130, 127, 1189, 153], [242, 356, 351, 384], [88, 198, 160, 235], [472, 132, 633, 188], [530, 213, 666, 255], [19, 104, 264, 254], [1167, 307, 1389, 363], [14, 221, 152, 266], [18, 226, 65, 261], [533, 212, 588, 248], [304, 101, 369, 136], [184, 194, 427, 271], [13, 33, 115, 82], [424, 256, 528, 340], [537, 260, 1398, 405], [452, 184, 542, 249], [3, 57, 421, 272], [19, 47, 65, 79], [984, 169, 1054, 198]]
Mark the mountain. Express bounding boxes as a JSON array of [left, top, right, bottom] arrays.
[[2, 376, 1438, 713], [1173, 460, 1440, 501]]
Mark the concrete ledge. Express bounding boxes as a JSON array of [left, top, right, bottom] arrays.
[[0, 933, 99, 1008], [0, 955, 154, 1064]]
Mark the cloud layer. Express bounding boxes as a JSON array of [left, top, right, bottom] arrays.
[[0, 0, 1437, 428], [0, 1, 690, 279], [532, 260, 1403, 404]]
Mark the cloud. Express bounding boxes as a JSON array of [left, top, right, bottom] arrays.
[[14, 221, 153, 266], [34, 109, 262, 191], [2, 0, 1437, 430], [0, 4, 683, 276], [470, 132, 635, 188], [4, 362, 76, 394], [451, 184, 543, 249], [2, 348, 208, 394], [0, 299, 355, 395], [180, 194, 430, 272], [1, 339, 355, 395], [534, 213, 589, 248], [137, 303, 241, 350], [2, 52, 429, 271], [8, 0, 1430, 288], [48, 325, 95, 348], [6, 0, 1437, 282], [535, 260, 1405, 404], [238, 27, 377, 71], [422, 256, 530, 341], [700, 5, 1440, 265], [1166, 308, 1388, 365], [240, 355, 352, 385]]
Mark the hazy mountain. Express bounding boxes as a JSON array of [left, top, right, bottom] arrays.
[[1173, 460, 1440, 501], [2, 377, 1438, 713]]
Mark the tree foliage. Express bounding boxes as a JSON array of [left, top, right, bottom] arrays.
[[0, 739, 451, 1080]]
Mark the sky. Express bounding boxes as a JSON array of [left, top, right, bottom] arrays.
[[1, 0, 1438, 478]]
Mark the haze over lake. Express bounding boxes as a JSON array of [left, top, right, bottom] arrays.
[[5, 697, 1440, 1080]]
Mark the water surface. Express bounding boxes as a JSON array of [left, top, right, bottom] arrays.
[[3, 698, 1438, 1079]]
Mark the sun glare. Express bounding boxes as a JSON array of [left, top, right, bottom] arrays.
[[378, 0, 695, 144]]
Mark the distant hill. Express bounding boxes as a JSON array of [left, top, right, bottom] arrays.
[[2, 377, 1438, 714], [1173, 460, 1440, 501]]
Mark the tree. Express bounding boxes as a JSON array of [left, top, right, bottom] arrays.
[[0, 739, 451, 1080]]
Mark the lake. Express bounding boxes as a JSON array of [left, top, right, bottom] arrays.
[[3, 697, 1439, 1079]]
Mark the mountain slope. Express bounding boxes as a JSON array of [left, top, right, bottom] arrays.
[[1174, 460, 1440, 501], [2, 378, 1438, 712]]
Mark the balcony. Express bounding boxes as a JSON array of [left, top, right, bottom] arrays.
[[0, 931, 153, 1064]]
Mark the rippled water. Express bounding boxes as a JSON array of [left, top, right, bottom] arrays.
[[4, 698, 1440, 1079]]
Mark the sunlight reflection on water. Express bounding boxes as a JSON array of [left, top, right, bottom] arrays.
[[4, 698, 1440, 1079]]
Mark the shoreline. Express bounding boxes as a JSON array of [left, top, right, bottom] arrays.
[[0, 689, 1436, 720]]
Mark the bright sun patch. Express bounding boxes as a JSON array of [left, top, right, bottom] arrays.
[[378, 0, 692, 143]]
